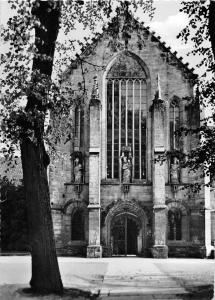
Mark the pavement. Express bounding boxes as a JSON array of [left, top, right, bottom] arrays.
[[0, 256, 214, 299]]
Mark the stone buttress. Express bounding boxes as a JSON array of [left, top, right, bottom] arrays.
[[151, 75, 168, 258], [87, 76, 102, 258]]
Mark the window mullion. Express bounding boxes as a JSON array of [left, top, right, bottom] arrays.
[[139, 80, 142, 179], [112, 80, 115, 179], [126, 80, 128, 146], [173, 106, 175, 149], [132, 80, 135, 178], [78, 108, 81, 149], [119, 80, 122, 182]]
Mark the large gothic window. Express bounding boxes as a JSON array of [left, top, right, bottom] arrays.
[[106, 52, 147, 180]]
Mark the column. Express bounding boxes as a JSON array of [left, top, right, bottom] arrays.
[[0, 205, 1, 253], [204, 176, 212, 257], [87, 76, 102, 258], [151, 75, 168, 258]]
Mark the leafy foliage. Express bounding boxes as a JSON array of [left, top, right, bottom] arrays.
[[0, 0, 154, 159], [164, 1, 215, 188], [1, 177, 29, 252]]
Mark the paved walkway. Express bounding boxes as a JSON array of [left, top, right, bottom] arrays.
[[0, 256, 214, 299]]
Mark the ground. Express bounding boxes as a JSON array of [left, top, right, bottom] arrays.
[[0, 256, 214, 299]]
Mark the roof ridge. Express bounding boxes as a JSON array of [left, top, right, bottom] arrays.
[[141, 22, 197, 79], [68, 18, 197, 81]]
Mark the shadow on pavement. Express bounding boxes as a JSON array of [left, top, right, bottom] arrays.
[[181, 284, 213, 300], [20, 287, 99, 299], [0, 285, 99, 299]]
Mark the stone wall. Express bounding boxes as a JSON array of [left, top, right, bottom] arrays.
[[49, 24, 213, 257]]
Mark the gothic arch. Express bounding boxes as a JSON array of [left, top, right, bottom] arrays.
[[104, 50, 151, 81], [166, 201, 189, 242], [62, 200, 88, 245], [166, 201, 188, 216], [103, 199, 147, 250], [101, 50, 152, 180], [62, 199, 87, 215]]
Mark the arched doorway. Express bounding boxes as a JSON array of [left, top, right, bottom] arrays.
[[104, 199, 148, 256], [111, 213, 140, 256]]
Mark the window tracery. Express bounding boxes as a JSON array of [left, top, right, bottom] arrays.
[[106, 53, 147, 180]]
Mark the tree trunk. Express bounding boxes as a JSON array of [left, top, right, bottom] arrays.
[[21, 140, 63, 293], [20, 1, 63, 293], [209, 0, 215, 60]]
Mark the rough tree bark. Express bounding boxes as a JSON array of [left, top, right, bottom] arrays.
[[209, 0, 215, 59], [20, 1, 63, 294]]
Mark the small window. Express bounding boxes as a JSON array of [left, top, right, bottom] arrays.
[[170, 98, 180, 150], [71, 210, 85, 240], [168, 209, 182, 241], [74, 107, 84, 148]]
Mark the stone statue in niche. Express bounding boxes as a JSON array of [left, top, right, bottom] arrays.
[[170, 158, 180, 184], [121, 146, 132, 183], [73, 152, 83, 183]]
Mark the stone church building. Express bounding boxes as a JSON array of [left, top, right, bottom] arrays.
[[49, 19, 215, 258]]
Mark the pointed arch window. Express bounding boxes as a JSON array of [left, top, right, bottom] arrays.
[[74, 106, 84, 148], [106, 52, 147, 180], [168, 208, 182, 241], [169, 97, 180, 150], [71, 209, 85, 241]]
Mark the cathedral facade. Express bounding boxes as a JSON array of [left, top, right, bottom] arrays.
[[49, 22, 214, 258]]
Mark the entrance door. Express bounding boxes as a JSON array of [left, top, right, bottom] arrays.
[[112, 214, 138, 255]]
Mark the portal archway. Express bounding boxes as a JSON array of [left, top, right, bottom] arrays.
[[104, 200, 147, 256], [111, 212, 140, 255]]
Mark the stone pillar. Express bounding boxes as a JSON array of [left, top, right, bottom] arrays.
[[87, 76, 102, 258], [0, 205, 1, 253], [151, 75, 168, 258], [204, 176, 212, 257]]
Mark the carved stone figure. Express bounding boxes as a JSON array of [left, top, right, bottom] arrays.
[[74, 157, 82, 183], [121, 152, 132, 183], [170, 159, 180, 184]]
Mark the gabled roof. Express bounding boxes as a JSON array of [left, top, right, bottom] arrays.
[[141, 23, 197, 80], [69, 18, 197, 81]]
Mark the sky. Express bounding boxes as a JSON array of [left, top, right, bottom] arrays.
[[0, 0, 200, 72]]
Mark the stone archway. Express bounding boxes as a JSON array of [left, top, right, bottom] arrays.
[[61, 200, 88, 247], [104, 200, 147, 256], [111, 212, 140, 255], [166, 201, 189, 242]]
